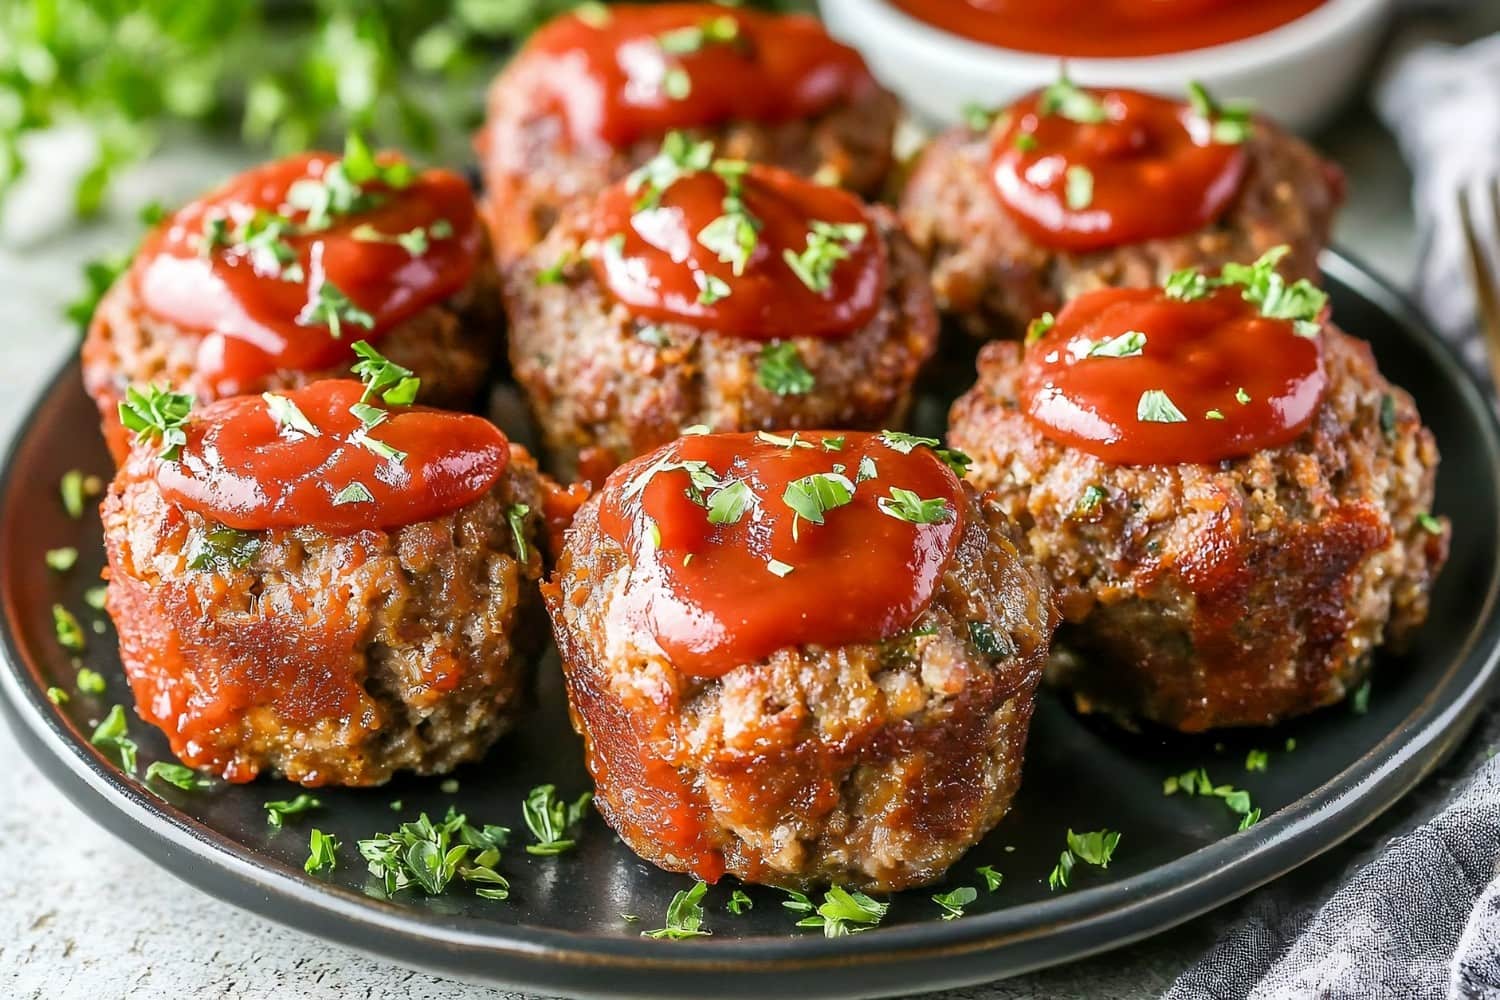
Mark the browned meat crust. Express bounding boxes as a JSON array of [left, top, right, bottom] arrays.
[[898, 117, 1343, 339], [502, 205, 938, 482], [101, 443, 546, 786], [947, 327, 1448, 731], [82, 259, 504, 464], [544, 481, 1056, 890], [476, 72, 900, 261]]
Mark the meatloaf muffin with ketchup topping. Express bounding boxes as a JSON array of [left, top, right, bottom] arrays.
[[503, 136, 938, 482], [545, 429, 1056, 890], [476, 3, 899, 260], [899, 78, 1343, 339], [101, 350, 545, 785], [947, 250, 1448, 731], [83, 137, 501, 464]]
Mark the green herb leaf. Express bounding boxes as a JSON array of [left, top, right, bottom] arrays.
[[119, 384, 194, 460], [1025, 312, 1056, 345], [332, 481, 374, 506], [788, 885, 889, 937], [1137, 389, 1187, 424], [522, 784, 592, 856], [757, 341, 815, 396], [262, 392, 319, 437], [145, 761, 211, 792], [265, 793, 321, 830], [1245, 749, 1269, 772], [305, 829, 339, 874], [698, 209, 761, 277], [1079, 330, 1146, 359], [1185, 80, 1254, 145], [358, 806, 511, 899], [186, 526, 261, 572], [628, 132, 715, 210], [643, 880, 712, 939], [933, 886, 977, 920], [968, 621, 1013, 657], [783, 472, 855, 528], [1039, 75, 1109, 123], [1048, 850, 1075, 891], [47, 687, 69, 705], [976, 865, 1003, 892], [727, 888, 753, 915], [1064, 165, 1094, 210], [46, 547, 79, 572], [76, 668, 106, 694], [90, 705, 137, 774], [507, 503, 532, 563], [1417, 513, 1443, 536], [694, 271, 731, 305], [1351, 678, 1371, 715], [707, 479, 753, 526], [297, 277, 375, 340], [53, 604, 85, 652], [1066, 828, 1121, 868], [782, 220, 867, 294], [877, 487, 952, 525]]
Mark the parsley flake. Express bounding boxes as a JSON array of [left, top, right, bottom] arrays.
[[782, 221, 867, 294], [358, 807, 511, 899], [46, 547, 79, 572], [878, 487, 952, 525], [332, 481, 374, 506], [707, 479, 753, 525], [643, 880, 712, 939], [1137, 389, 1187, 423], [933, 886, 977, 920], [76, 668, 106, 694], [783, 886, 888, 937], [507, 503, 532, 563], [522, 784, 592, 856], [350, 340, 420, 405], [53, 604, 85, 652], [297, 276, 374, 340], [90, 705, 137, 774], [1245, 749, 1269, 773], [265, 793, 322, 829], [262, 392, 319, 437], [305, 829, 339, 874], [695, 271, 730, 305], [1025, 312, 1056, 345], [1351, 679, 1371, 715], [1186, 80, 1254, 145], [976, 865, 1004, 892], [757, 341, 815, 396], [119, 384, 194, 460], [783, 472, 855, 530], [727, 889, 754, 915], [1039, 75, 1109, 123], [145, 761, 212, 793], [1064, 165, 1094, 210], [628, 132, 714, 210], [186, 526, 261, 572], [1079, 330, 1145, 359]]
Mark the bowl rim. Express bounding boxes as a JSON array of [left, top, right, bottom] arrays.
[[821, 0, 1392, 78]]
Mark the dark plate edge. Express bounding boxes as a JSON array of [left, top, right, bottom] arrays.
[[1, 248, 1497, 1000]]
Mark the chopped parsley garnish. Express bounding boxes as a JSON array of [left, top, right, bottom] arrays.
[[522, 784, 592, 856], [575, 1, 610, 27], [1075, 484, 1107, 515], [707, 479, 753, 525], [727, 889, 754, 915], [507, 503, 532, 563], [1236, 387, 1252, 405], [933, 886, 977, 920], [694, 271, 730, 305], [1164, 768, 1261, 830], [1245, 749, 1269, 772], [962, 102, 998, 132], [1417, 513, 1443, 535], [76, 668, 106, 694], [879, 487, 952, 525], [186, 526, 261, 573], [1064, 165, 1094, 211], [1379, 393, 1397, 442], [876, 431, 971, 477], [1351, 678, 1371, 715], [1015, 131, 1039, 152], [628, 132, 715, 211], [286, 132, 412, 231], [1049, 828, 1121, 890], [332, 482, 374, 506], [145, 761, 211, 792], [1186, 80, 1254, 145], [1079, 330, 1146, 359], [782, 886, 889, 937], [1039, 75, 1109, 124], [46, 687, 68, 705], [358, 807, 512, 899], [657, 14, 739, 55], [350, 340, 420, 405], [782, 220, 866, 294], [53, 604, 85, 651], [637, 324, 671, 347], [1165, 246, 1326, 336], [225, 210, 303, 281], [535, 246, 577, 286], [1286, 738, 1298, 752], [766, 558, 794, 577], [1025, 312, 1056, 345], [90, 705, 137, 774], [968, 621, 1012, 657], [643, 880, 712, 939], [697, 190, 761, 277], [756, 341, 815, 396], [262, 392, 319, 437], [119, 384, 194, 460], [297, 276, 375, 340], [662, 67, 692, 100], [84, 585, 108, 610], [351, 218, 451, 257], [756, 430, 815, 450], [45, 547, 78, 572], [856, 455, 878, 483], [265, 793, 321, 829], [1205, 409, 1225, 421], [60, 470, 90, 519], [304, 829, 339, 874], [783, 472, 855, 531], [976, 865, 1004, 892], [1137, 389, 1187, 424]]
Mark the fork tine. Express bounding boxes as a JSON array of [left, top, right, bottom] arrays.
[[1457, 182, 1500, 391]]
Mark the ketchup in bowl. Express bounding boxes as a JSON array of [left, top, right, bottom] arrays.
[[891, 0, 1327, 58]]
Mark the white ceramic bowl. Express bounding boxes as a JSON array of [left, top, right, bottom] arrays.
[[819, 0, 1393, 134]]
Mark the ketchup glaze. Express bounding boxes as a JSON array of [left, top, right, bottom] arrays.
[[892, 0, 1327, 59], [156, 380, 509, 534], [133, 150, 481, 399], [990, 85, 1248, 253], [1020, 284, 1325, 466], [505, 4, 878, 151], [590, 157, 883, 339], [598, 430, 965, 677]]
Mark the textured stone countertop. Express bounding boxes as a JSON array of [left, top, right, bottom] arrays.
[[0, 27, 1457, 999]]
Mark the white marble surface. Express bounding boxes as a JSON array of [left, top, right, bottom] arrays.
[[0, 42, 1450, 1000]]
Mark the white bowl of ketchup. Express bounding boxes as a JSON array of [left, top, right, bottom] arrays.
[[819, 0, 1393, 134]]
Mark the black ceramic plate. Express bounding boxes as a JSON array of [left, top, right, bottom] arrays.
[[2, 251, 1498, 1000]]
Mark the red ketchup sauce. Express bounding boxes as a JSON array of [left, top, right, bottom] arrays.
[[132, 153, 480, 399], [892, 0, 1327, 58], [991, 87, 1247, 253], [156, 380, 509, 533], [590, 163, 883, 339], [598, 430, 964, 677], [507, 4, 877, 151], [1020, 287, 1325, 466]]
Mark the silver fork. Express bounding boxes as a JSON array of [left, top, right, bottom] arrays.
[[1456, 179, 1500, 391]]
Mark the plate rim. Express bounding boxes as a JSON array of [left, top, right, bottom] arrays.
[[2, 248, 1498, 999]]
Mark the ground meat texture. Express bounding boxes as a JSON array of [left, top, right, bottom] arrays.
[[544, 484, 1056, 891], [82, 258, 503, 465], [476, 86, 900, 263], [898, 118, 1343, 340], [101, 444, 547, 786], [503, 205, 938, 482], [947, 327, 1448, 731]]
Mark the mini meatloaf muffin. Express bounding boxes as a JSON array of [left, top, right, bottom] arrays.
[[102, 365, 545, 786], [476, 3, 898, 260], [83, 137, 500, 464], [504, 139, 938, 482], [947, 251, 1447, 731], [545, 429, 1056, 890], [899, 78, 1343, 339]]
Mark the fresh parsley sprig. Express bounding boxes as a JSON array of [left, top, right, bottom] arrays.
[[118, 384, 194, 460], [783, 886, 889, 937], [642, 880, 712, 939]]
